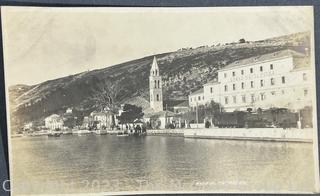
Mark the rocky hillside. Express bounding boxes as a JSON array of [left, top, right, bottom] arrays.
[[8, 31, 310, 130]]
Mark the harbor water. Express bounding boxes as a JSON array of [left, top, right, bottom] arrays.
[[11, 134, 316, 194]]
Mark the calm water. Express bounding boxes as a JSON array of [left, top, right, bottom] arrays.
[[11, 135, 316, 194]]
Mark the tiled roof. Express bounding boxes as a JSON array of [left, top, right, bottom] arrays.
[[144, 110, 176, 118], [221, 49, 306, 71], [174, 101, 189, 108], [190, 88, 204, 96]]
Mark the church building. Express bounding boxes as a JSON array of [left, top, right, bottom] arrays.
[[143, 56, 176, 129]]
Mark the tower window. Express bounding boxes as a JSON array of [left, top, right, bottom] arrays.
[[241, 82, 245, 89], [250, 68, 253, 73], [154, 80, 157, 88], [282, 76, 285, 84], [157, 94, 159, 101], [270, 64, 273, 70], [210, 87, 213, 93], [260, 66, 263, 72], [155, 69, 158, 76], [260, 79, 264, 87], [250, 81, 254, 88], [224, 85, 228, 92], [241, 70, 244, 75], [158, 80, 160, 88], [232, 71, 236, 77]]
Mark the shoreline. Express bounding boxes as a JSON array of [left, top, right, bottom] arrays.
[[147, 128, 314, 143], [12, 127, 314, 143]]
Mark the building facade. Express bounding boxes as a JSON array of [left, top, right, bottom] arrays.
[[44, 114, 64, 130], [90, 111, 113, 129], [189, 88, 205, 109], [189, 49, 313, 112], [149, 56, 163, 112]]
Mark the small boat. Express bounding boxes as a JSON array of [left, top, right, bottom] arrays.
[[72, 129, 91, 135], [117, 134, 129, 137], [117, 131, 129, 137], [48, 132, 62, 137]]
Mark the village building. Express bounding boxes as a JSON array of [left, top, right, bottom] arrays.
[[173, 101, 189, 114], [23, 122, 33, 131], [44, 114, 64, 130], [188, 88, 205, 109], [66, 108, 73, 114], [189, 49, 313, 112], [90, 110, 114, 129], [82, 116, 93, 129]]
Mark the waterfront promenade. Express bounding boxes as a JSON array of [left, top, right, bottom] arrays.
[[147, 128, 313, 142]]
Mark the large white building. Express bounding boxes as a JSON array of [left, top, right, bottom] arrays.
[[189, 49, 313, 112], [44, 114, 64, 130]]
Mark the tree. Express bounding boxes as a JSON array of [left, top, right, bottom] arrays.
[[204, 101, 223, 116], [239, 38, 246, 43], [64, 116, 76, 128], [117, 104, 144, 124], [91, 78, 124, 112]]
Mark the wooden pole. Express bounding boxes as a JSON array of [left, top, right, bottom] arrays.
[[196, 102, 199, 128]]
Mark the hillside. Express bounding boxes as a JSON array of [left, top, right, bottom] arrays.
[[8, 31, 310, 130]]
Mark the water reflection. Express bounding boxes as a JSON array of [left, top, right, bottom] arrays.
[[11, 135, 315, 194]]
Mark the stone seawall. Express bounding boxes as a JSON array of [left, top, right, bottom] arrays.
[[147, 128, 314, 142], [146, 129, 184, 136], [184, 128, 313, 142]]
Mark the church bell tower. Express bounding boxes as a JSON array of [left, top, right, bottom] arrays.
[[149, 56, 163, 112]]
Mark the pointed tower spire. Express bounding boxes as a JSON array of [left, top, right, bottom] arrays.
[[151, 56, 158, 68], [150, 56, 159, 76]]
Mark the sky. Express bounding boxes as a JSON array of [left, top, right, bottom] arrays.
[[1, 6, 313, 86]]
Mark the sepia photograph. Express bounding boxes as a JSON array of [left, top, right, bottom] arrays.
[[2, 6, 320, 195]]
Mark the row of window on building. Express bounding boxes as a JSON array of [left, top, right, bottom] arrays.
[[190, 95, 204, 102], [212, 73, 307, 93], [222, 76, 284, 92], [223, 63, 274, 78], [223, 88, 308, 105]]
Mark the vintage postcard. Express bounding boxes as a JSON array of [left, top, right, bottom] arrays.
[[2, 6, 319, 195]]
